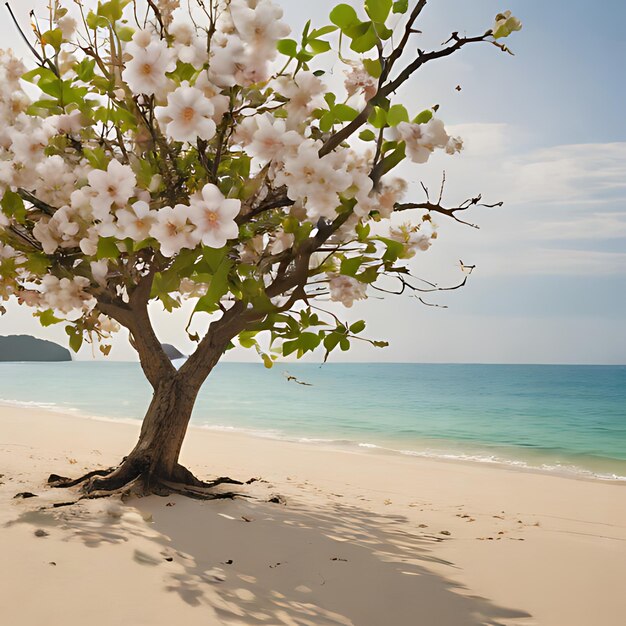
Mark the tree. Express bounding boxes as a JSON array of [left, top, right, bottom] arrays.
[[0, 0, 521, 497]]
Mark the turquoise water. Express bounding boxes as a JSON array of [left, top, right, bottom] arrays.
[[0, 362, 625, 480]]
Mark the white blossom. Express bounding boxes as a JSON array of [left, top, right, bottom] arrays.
[[86, 160, 137, 218], [395, 118, 456, 164], [492, 11, 522, 39], [273, 72, 325, 126], [269, 230, 294, 254], [8, 120, 54, 165], [158, 0, 180, 26], [170, 19, 208, 67], [328, 274, 367, 308], [275, 140, 351, 221], [243, 115, 301, 162], [39, 275, 94, 314], [49, 109, 83, 136], [35, 155, 76, 207], [149, 205, 196, 257], [389, 219, 438, 256], [116, 201, 157, 242], [230, 0, 290, 59], [122, 36, 176, 96], [209, 31, 245, 87], [188, 184, 240, 249], [155, 83, 216, 143], [90, 260, 109, 286], [344, 62, 377, 101], [56, 15, 77, 39]]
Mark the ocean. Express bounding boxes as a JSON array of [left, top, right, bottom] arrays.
[[0, 361, 625, 481]]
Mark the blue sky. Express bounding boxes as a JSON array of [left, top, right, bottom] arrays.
[[1, 0, 624, 363]]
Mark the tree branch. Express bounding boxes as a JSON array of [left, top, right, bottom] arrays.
[[94, 273, 176, 389], [394, 194, 502, 228], [381, 0, 428, 82]]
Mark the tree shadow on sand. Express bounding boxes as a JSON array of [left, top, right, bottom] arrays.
[[8, 491, 532, 626]]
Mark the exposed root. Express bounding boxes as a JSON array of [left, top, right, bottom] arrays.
[[46, 460, 252, 501], [204, 476, 245, 488], [48, 468, 115, 488], [158, 479, 249, 501], [86, 462, 143, 493]]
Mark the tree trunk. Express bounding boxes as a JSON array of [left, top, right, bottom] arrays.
[[87, 373, 203, 493], [52, 293, 241, 496], [129, 375, 199, 480]]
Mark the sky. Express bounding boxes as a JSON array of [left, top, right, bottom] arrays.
[[0, 0, 625, 364]]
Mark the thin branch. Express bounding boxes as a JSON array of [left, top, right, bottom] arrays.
[[381, 0, 428, 82], [16, 189, 56, 215], [319, 31, 492, 157], [394, 193, 502, 229]]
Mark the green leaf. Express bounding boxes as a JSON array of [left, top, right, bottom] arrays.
[[299, 332, 321, 352], [349, 320, 366, 334], [310, 25, 338, 37], [365, 0, 392, 23], [392, 0, 409, 14], [282, 339, 299, 357], [359, 129, 376, 141], [116, 25, 135, 41], [96, 237, 120, 260], [329, 4, 360, 30], [35, 309, 63, 327], [277, 38, 298, 57], [97, 0, 129, 23], [296, 50, 314, 63], [344, 20, 370, 40], [319, 111, 334, 132], [356, 265, 379, 283], [75, 58, 96, 82], [334, 103, 359, 122], [368, 106, 387, 129], [373, 22, 394, 40], [1, 190, 26, 223], [41, 28, 63, 50], [413, 109, 433, 124], [379, 236, 405, 262], [193, 257, 232, 314], [23, 253, 50, 275], [83, 147, 109, 170], [350, 24, 378, 53], [307, 38, 332, 54], [387, 104, 409, 126], [65, 326, 83, 353], [340, 255, 363, 277], [86, 10, 108, 29], [203, 246, 228, 272], [323, 332, 341, 353], [21, 67, 57, 85], [167, 61, 197, 84], [355, 222, 371, 241], [238, 331, 258, 349], [362, 58, 382, 78], [378, 142, 406, 175]]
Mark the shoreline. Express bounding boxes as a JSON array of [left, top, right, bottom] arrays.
[[2, 397, 625, 484], [1, 403, 626, 624]]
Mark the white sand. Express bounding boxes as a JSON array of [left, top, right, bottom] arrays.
[[1, 404, 625, 625]]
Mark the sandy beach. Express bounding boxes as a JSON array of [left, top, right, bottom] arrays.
[[1, 404, 625, 625]]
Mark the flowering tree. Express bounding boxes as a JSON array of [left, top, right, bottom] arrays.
[[0, 0, 520, 496]]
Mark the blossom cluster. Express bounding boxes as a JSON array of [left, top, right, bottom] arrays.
[[0, 0, 521, 349]]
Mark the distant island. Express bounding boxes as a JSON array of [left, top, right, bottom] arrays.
[[0, 335, 71, 362], [161, 343, 186, 360]]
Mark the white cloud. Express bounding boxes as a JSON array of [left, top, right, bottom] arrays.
[[506, 142, 626, 206]]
